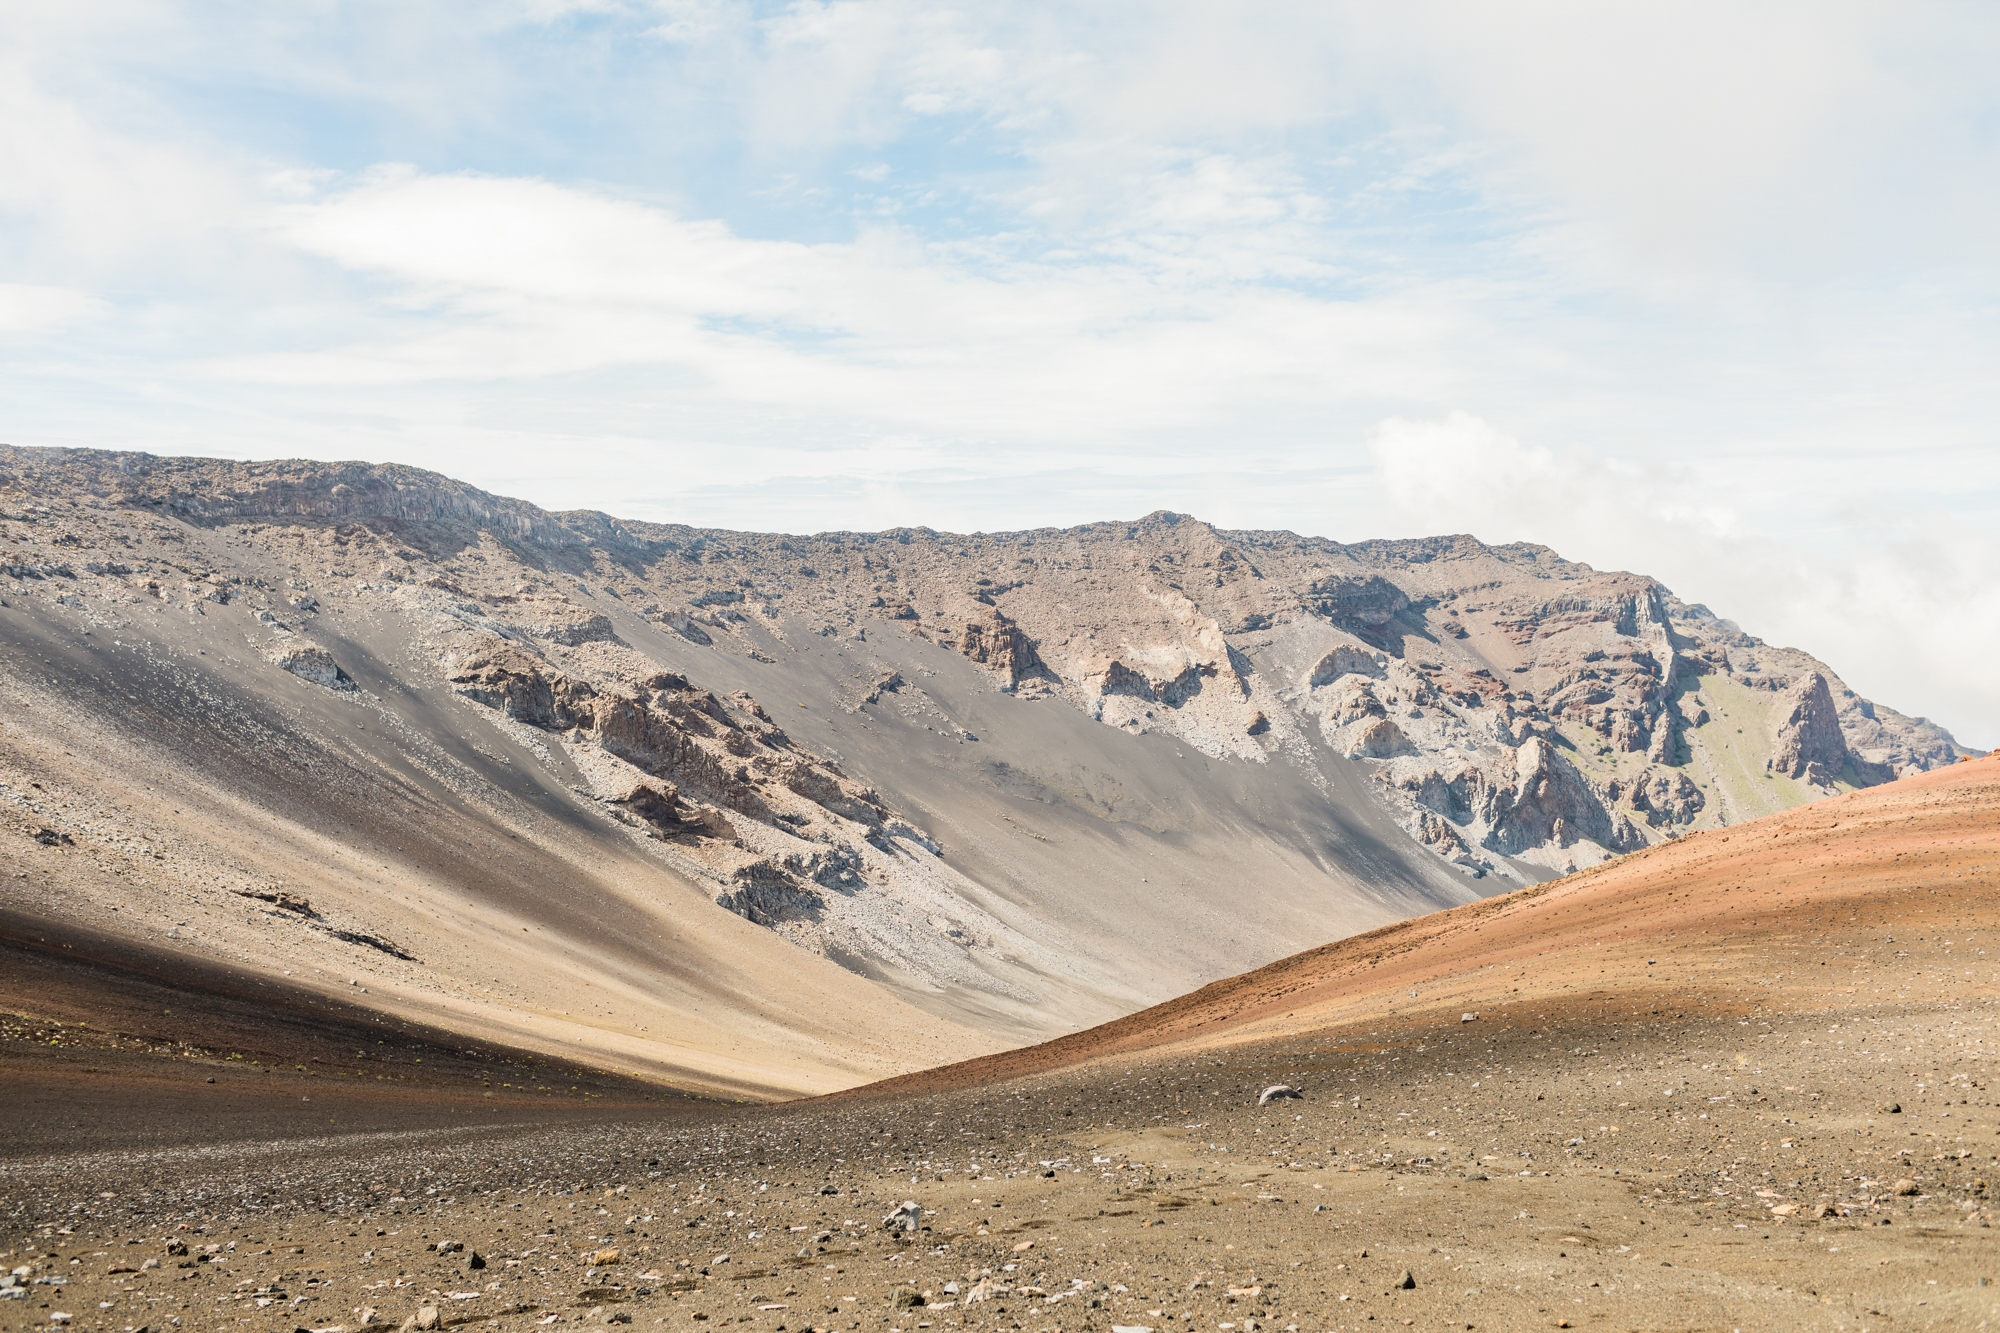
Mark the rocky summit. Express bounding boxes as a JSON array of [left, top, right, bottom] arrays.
[[0, 445, 1973, 1096]]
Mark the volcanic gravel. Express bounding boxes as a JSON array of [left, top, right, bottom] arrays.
[[5, 1000, 1997, 1333]]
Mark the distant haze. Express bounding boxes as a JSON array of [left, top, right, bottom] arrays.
[[1, 4, 1994, 744]]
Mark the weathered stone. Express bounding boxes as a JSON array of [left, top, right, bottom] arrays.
[[1770, 673, 1851, 785], [270, 644, 356, 691], [957, 607, 1048, 688], [882, 1201, 922, 1237]]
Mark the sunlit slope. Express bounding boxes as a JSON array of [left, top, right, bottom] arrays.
[[0, 613, 992, 1101], [848, 751, 2000, 1095]]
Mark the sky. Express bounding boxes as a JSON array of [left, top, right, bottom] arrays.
[[1, 2, 1996, 746]]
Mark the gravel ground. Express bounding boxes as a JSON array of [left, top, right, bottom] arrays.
[[5, 1000, 1996, 1333]]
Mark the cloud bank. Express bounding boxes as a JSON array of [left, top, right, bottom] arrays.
[[0, 1, 1994, 742]]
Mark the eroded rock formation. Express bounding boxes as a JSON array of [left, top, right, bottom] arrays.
[[2, 445, 1972, 898]]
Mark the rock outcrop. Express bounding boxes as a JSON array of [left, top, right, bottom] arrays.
[[955, 607, 1049, 691], [1769, 673, 1853, 787], [2, 446, 1972, 895], [270, 644, 355, 691]]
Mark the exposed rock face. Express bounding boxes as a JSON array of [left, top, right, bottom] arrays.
[[1769, 673, 1853, 787], [1306, 645, 1383, 688], [1305, 574, 1409, 639], [1, 445, 1972, 897], [1492, 738, 1644, 858], [955, 608, 1048, 690], [1346, 717, 1414, 759], [22, 450, 596, 550], [1606, 768, 1706, 828], [449, 643, 887, 835], [612, 780, 730, 840], [524, 607, 618, 646], [446, 643, 598, 728], [269, 644, 355, 691], [431, 630, 1015, 985]]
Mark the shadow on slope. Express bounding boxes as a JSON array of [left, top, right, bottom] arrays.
[[833, 751, 2000, 1101], [0, 908, 699, 1160]]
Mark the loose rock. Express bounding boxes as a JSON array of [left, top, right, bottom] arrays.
[[882, 1201, 922, 1237]]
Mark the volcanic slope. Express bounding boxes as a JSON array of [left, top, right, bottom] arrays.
[[855, 750, 2000, 1091], [0, 446, 1976, 1099], [4, 758, 1994, 1333]]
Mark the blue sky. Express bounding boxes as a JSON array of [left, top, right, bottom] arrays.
[[2, 2, 1997, 745]]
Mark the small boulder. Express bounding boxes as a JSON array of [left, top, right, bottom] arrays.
[[1257, 1084, 1303, 1106], [889, 1288, 923, 1310], [270, 643, 356, 691], [882, 1200, 922, 1237], [465, 1250, 486, 1271], [590, 1247, 621, 1266], [1893, 1179, 1919, 1197], [1396, 1270, 1417, 1290]]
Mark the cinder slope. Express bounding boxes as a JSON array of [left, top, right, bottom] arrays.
[[0, 591, 989, 1100], [847, 750, 2000, 1094], [0, 907, 695, 1160]]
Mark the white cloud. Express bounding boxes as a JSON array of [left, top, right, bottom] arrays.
[[211, 167, 1472, 447], [0, 1, 1992, 742], [0, 283, 108, 334]]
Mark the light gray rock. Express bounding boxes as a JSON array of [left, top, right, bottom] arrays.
[[882, 1200, 922, 1236], [270, 644, 355, 691]]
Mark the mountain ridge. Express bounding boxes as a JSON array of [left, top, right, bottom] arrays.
[[0, 444, 1971, 1096]]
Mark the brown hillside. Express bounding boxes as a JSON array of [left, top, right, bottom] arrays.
[[849, 750, 2000, 1096]]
